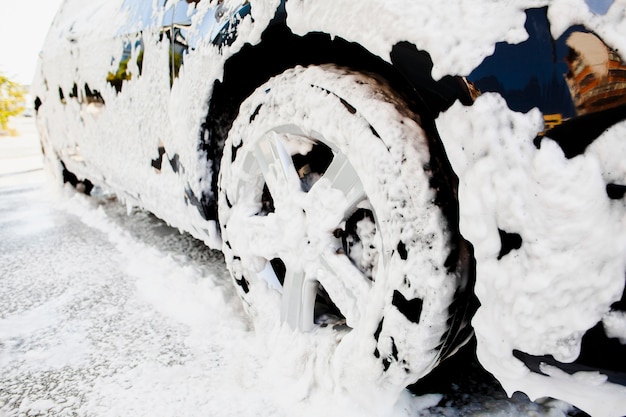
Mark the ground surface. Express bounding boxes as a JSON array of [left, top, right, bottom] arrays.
[[0, 117, 586, 416]]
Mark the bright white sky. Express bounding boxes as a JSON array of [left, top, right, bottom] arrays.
[[0, 0, 65, 85]]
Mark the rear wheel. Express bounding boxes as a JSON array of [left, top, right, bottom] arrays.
[[218, 65, 471, 389]]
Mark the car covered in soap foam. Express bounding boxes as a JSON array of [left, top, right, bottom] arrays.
[[33, 0, 626, 415]]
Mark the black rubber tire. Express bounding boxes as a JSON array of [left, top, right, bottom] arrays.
[[218, 65, 472, 391]]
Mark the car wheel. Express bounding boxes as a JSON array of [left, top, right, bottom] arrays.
[[218, 65, 471, 389]]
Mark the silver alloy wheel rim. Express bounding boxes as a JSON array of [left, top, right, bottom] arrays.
[[226, 125, 380, 332]]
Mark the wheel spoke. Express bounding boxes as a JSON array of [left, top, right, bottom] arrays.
[[311, 152, 366, 219], [253, 132, 302, 203], [281, 268, 318, 332], [315, 248, 372, 328], [227, 211, 285, 261]]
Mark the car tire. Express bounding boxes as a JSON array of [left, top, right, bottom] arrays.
[[218, 65, 471, 390]]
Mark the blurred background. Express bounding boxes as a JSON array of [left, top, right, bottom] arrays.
[[0, 0, 64, 84], [0, 0, 64, 135]]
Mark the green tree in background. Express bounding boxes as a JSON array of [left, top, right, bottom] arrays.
[[0, 74, 26, 132]]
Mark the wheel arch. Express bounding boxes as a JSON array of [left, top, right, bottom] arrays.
[[200, 4, 473, 227]]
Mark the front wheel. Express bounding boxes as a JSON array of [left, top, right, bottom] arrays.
[[218, 65, 472, 390]]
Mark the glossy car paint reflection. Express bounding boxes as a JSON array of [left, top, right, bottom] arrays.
[[468, 7, 626, 147]]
